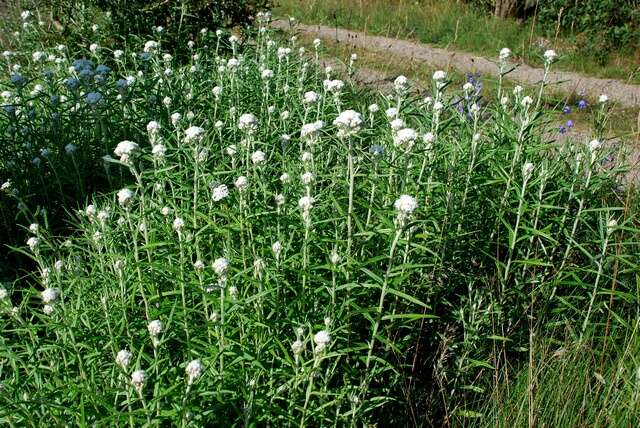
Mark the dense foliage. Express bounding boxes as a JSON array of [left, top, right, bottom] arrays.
[[468, 0, 640, 58], [1, 5, 639, 427]]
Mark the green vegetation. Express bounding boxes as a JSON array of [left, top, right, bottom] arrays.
[[1, 1, 639, 426], [275, 0, 640, 84]]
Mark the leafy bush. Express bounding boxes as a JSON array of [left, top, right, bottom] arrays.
[[467, 0, 640, 53], [44, 0, 272, 56], [1, 8, 639, 427]]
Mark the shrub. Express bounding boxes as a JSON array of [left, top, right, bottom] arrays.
[[45, 0, 272, 56], [1, 8, 639, 427]]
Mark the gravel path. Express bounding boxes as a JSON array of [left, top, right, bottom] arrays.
[[273, 20, 640, 108]]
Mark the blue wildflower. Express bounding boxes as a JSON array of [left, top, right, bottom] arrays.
[[566, 120, 574, 128], [95, 64, 110, 74], [562, 105, 571, 114], [85, 91, 102, 105], [10, 74, 26, 88], [43, 69, 54, 80], [72, 58, 94, 72], [577, 99, 587, 110], [559, 125, 567, 134], [78, 68, 94, 80], [116, 78, 128, 91], [65, 77, 79, 89], [369, 144, 385, 156]]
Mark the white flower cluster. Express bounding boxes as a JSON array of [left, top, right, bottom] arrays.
[[114, 140, 139, 163], [333, 109, 363, 138], [184, 126, 205, 143], [313, 330, 331, 353], [238, 113, 258, 133], [116, 349, 133, 369], [394, 195, 418, 228], [212, 184, 229, 202], [185, 359, 204, 384], [393, 128, 418, 151], [301, 120, 324, 144]]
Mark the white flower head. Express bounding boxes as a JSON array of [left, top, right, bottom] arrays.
[[271, 241, 282, 259], [301, 171, 314, 185], [42, 287, 60, 304], [184, 126, 205, 143], [148, 320, 163, 337], [394, 75, 409, 94], [303, 91, 320, 104], [251, 150, 266, 165], [146, 121, 160, 134], [152, 144, 166, 159], [212, 257, 229, 276], [114, 140, 139, 163], [238, 113, 258, 133], [280, 172, 291, 183], [385, 108, 399, 120], [394, 195, 418, 216], [543, 49, 557, 64], [393, 128, 417, 150], [589, 139, 603, 152], [27, 237, 39, 252], [313, 330, 331, 353], [499, 47, 511, 61], [521, 96, 533, 108], [599, 94, 609, 104], [291, 340, 304, 355], [131, 369, 146, 393], [234, 176, 248, 191], [186, 359, 204, 384], [433, 70, 447, 82], [172, 217, 185, 232], [298, 196, 315, 211], [324, 79, 344, 94], [116, 349, 133, 369], [0, 285, 9, 301], [212, 184, 229, 201], [333, 109, 363, 138], [117, 188, 135, 207], [300, 121, 324, 142]]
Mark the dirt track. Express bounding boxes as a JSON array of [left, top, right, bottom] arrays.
[[273, 20, 640, 108]]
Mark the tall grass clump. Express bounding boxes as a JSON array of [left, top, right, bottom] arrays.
[[1, 10, 639, 426]]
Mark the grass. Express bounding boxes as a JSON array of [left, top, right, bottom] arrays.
[[1, 3, 640, 426], [275, 0, 640, 84], [480, 326, 640, 427]]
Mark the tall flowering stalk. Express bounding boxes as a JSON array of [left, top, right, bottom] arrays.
[[333, 109, 363, 264], [365, 195, 418, 370]]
